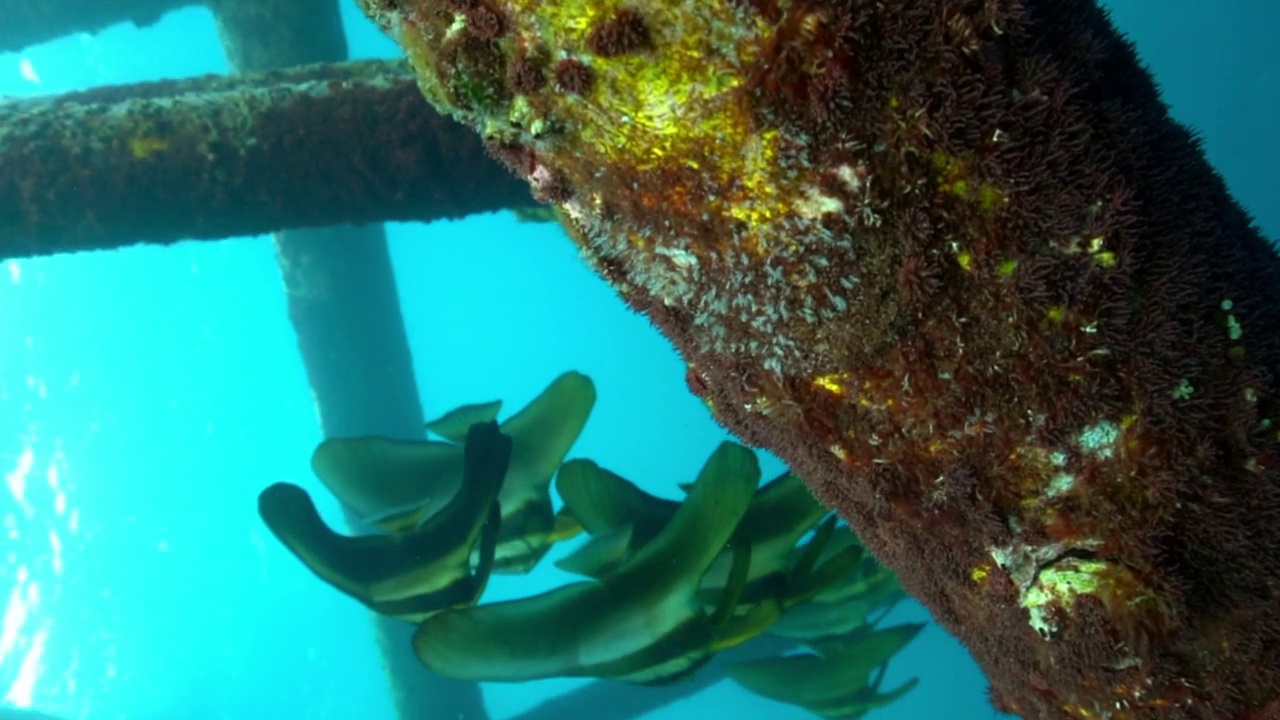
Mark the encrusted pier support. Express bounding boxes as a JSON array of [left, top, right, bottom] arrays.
[[0, 60, 528, 261], [358, 0, 1280, 717]]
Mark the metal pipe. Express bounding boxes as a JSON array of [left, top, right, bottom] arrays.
[[0, 59, 531, 262]]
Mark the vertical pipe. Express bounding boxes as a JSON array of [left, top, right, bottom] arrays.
[[208, 0, 489, 717]]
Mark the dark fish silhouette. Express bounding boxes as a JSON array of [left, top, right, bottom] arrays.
[[311, 371, 594, 573], [258, 420, 510, 622], [411, 441, 765, 684]]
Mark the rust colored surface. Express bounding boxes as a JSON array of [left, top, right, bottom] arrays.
[[366, 0, 1280, 717], [0, 59, 530, 261]]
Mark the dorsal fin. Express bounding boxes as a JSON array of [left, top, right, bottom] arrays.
[[424, 399, 503, 443]]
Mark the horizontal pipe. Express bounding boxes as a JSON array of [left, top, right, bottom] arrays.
[[0, 59, 532, 261]]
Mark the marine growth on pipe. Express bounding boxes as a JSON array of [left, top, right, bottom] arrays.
[[355, 1, 1280, 717]]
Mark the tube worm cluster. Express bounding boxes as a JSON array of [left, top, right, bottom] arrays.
[[356, 0, 1280, 717]]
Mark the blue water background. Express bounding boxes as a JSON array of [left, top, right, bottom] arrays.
[[0, 1, 1275, 718]]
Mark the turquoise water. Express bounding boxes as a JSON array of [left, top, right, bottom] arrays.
[[0, 2, 1275, 718]]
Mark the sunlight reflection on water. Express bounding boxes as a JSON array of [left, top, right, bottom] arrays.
[[2, 426, 83, 713]]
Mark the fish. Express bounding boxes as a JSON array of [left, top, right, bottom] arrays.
[[770, 556, 906, 643], [725, 623, 925, 719], [422, 399, 504, 442], [257, 420, 511, 623], [551, 458, 676, 576], [411, 441, 766, 684], [791, 525, 878, 603], [699, 473, 841, 609], [550, 520, 634, 578], [555, 458, 853, 611], [310, 371, 594, 573]]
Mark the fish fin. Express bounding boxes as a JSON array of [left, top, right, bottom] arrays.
[[365, 502, 503, 623], [769, 598, 865, 642], [785, 541, 865, 609], [586, 614, 716, 685], [697, 569, 787, 615], [424, 399, 503, 443], [417, 420, 510, 537], [257, 483, 464, 621], [748, 472, 816, 514], [814, 556, 900, 605], [611, 644, 716, 686], [501, 371, 596, 494], [816, 676, 919, 719], [549, 505, 584, 541], [554, 524, 635, 578], [491, 496, 555, 575], [257, 482, 390, 596], [491, 502, 585, 575], [468, 503, 502, 603], [810, 622, 925, 665], [728, 623, 924, 712], [726, 653, 837, 708], [770, 573, 904, 643], [554, 459, 677, 539], [790, 515, 838, 579], [635, 653, 715, 686], [864, 591, 907, 627], [619, 442, 759, 586], [711, 598, 782, 653], [709, 540, 752, 626], [373, 507, 428, 535], [310, 436, 462, 527], [412, 581, 598, 682], [734, 473, 827, 555]]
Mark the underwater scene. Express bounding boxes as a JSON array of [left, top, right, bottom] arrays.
[[1, 1, 1277, 719]]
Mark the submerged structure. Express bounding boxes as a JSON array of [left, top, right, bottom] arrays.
[[356, 0, 1280, 718]]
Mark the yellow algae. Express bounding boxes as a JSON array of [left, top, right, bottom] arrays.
[[130, 136, 170, 159], [970, 564, 990, 583], [977, 184, 1007, 212], [812, 374, 848, 395], [394, 0, 810, 251]]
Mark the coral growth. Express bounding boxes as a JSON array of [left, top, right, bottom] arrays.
[[358, 0, 1280, 717]]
